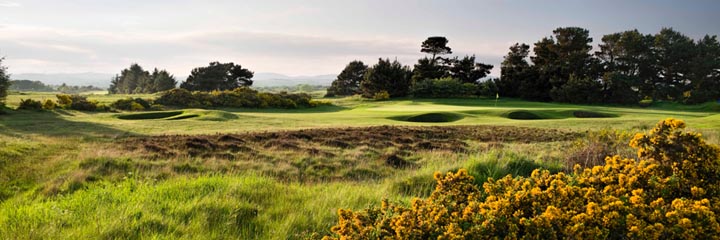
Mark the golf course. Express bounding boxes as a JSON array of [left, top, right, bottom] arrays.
[[1, 91, 718, 239]]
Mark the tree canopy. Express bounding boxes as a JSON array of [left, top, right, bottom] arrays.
[[110, 64, 176, 94], [421, 36, 452, 62], [180, 62, 253, 91], [497, 27, 720, 105], [360, 58, 412, 98], [326, 60, 367, 96], [0, 57, 10, 105]]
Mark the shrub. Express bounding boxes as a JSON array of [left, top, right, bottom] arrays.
[[56, 94, 73, 107], [111, 98, 153, 111], [68, 95, 99, 111], [42, 99, 57, 110], [373, 91, 390, 101], [639, 99, 653, 108], [323, 118, 720, 239], [154, 88, 195, 107], [17, 99, 43, 110], [155, 87, 316, 109], [565, 129, 633, 170], [55, 94, 100, 111]]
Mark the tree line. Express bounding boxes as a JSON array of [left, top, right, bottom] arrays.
[[0, 57, 9, 108], [8, 80, 103, 93], [496, 27, 719, 104], [326, 36, 494, 99], [329, 28, 720, 105], [109, 61, 254, 94]]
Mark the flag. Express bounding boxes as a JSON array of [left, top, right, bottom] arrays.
[[496, 93, 499, 99]]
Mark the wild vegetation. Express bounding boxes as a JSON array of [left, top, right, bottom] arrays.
[[324, 119, 720, 239], [1, 90, 719, 239]]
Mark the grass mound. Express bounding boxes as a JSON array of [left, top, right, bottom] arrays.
[[166, 114, 200, 120], [193, 110, 239, 121], [504, 110, 544, 120], [117, 111, 184, 120], [572, 110, 618, 118], [391, 112, 464, 123], [117, 110, 238, 121]]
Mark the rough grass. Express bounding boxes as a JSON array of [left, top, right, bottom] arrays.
[[2, 95, 720, 238]]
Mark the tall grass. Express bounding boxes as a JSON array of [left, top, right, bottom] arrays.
[[0, 175, 402, 240]]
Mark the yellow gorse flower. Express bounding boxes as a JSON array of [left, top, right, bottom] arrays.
[[324, 119, 720, 239]]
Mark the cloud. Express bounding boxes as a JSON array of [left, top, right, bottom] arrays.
[[0, 1, 19, 7], [0, 23, 507, 76]]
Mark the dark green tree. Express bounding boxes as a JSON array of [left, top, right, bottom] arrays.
[[550, 27, 599, 101], [444, 55, 493, 84], [180, 62, 254, 91], [526, 37, 557, 101], [600, 72, 641, 104], [109, 63, 151, 94], [411, 57, 446, 83], [551, 74, 603, 104], [421, 36, 452, 64], [498, 43, 531, 98], [0, 57, 9, 106], [653, 28, 695, 101], [327, 60, 367, 96], [361, 58, 412, 98], [151, 68, 177, 92], [686, 35, 720, 103], [596, 30, 654, 103], [529, 27, 599, 102]]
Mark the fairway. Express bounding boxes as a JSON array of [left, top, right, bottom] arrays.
[[3, 96, 718, 136]]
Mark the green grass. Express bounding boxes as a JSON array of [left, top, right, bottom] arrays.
[[1, 93, 719, 239], [4, 91, 156, 108]]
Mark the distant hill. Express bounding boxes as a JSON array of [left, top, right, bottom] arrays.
[[11, 72, 335, 89], [252, 73, 335, 87], [11, 73, 114, 89]]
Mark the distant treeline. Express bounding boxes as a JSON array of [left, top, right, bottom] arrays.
[[327, 36, 495, 99], [109, 62, 253, 94], [327, 28, 720, 105], [9, 80, 104, 93], [495, 27, 720, 105], [254, 84, 328, 93]]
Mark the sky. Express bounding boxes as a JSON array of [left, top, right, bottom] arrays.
[[1, 0, 719, 78]]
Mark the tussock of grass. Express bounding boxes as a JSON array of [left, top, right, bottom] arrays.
[[389, 150, 561, 198]]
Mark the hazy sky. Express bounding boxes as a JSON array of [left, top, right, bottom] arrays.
[[1, 0, 719, 77]]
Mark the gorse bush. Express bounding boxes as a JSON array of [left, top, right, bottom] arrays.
[[373, 91, 390, 101], [111, 98, 153, 111], [17, 99, 43, 110], [155, 87, 317, 109], [55, 94, 104, 111], [323, 118, 720, 239]]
